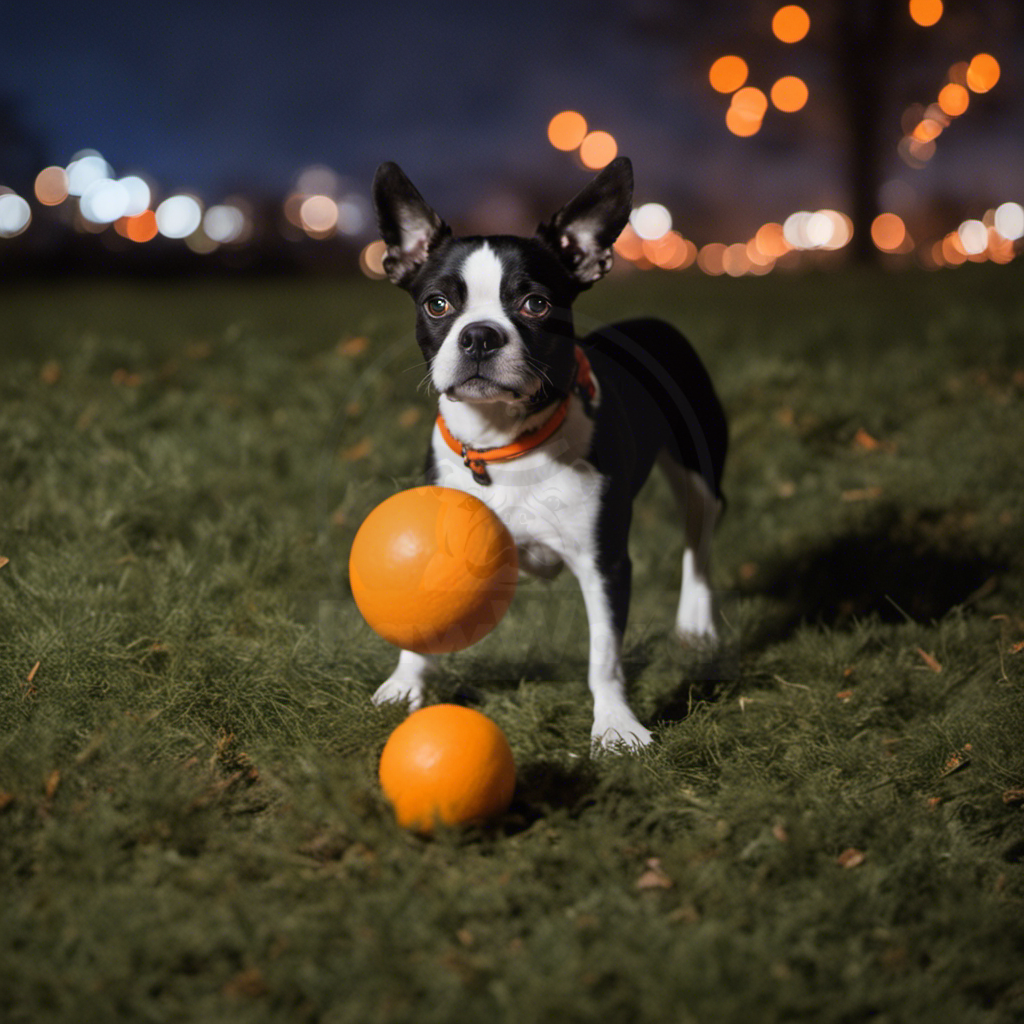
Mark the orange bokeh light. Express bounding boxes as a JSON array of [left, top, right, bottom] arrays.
[[725, 105, 762, 137], [937, 83, 969, 117], [613, 223, 644, 261], [770, 76, 808, 113], [34, 166, 69, 206], [966, 53, 1000, 93], [709, 55, 748, 94], [732, 86, 768, 118], [755, 222, 790, 258], [871, 213, 906, 252], [547, 110, 588, 151], [120, 211, 158, 243], [912, 118, 943, 143], [909, 0, 943, 27], [772, 5, 810, 43], [579, 130, 618, 169]]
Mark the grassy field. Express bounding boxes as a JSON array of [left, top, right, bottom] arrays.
[[1, 264, 1023, 1023]]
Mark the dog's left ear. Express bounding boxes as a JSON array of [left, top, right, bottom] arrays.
[[537, 156, 633, 288], [373, 162, 451, 287]]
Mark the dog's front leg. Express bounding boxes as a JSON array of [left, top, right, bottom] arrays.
[[372, 650, 436, 710], [570, 553, 652, 752]]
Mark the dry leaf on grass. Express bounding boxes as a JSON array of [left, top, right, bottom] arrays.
[[916, 648, 943, 673], [837, 848, 866, 869], [636, 857, 674, 890]]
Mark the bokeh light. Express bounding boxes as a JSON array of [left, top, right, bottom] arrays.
[[909, 0, 943, 27], [299, 195, 339, 236], [957, 219, 988, 256], [119, 176, 152, 218], [966, 53, 1000, 93], [755, 222, 790, 258], [81, 179, 130, 223], [579, 130, 618, 169], [771, 76, 808, 113], [66, 151, 113, 197], [155, 195, 203, 239], [360, 239, 387, 279], [871, 213, 907, 252], [0, 193, 32, 238], [772, 5, 810, 43], [937, 83, 969, 117], [630, 202, 672, 241], [613, 224, 644, 261], [119, 211, 159, 243], [34, 167, 69, 206], [697, 243, 727, 276], [547, 111, 588, 151], [709, 56, 748, 94], [204, 205, 246, 244], [993, 202, 1024, 242]]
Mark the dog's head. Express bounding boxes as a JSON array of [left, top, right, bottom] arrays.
[[372, 158, 633, 407]]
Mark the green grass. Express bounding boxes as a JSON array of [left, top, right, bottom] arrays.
[[1, 266, 1023, 1023]]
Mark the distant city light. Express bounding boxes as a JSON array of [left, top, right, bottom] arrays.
[[359, 239, 387, 279], [35, 167, 69, 206], [755, 222, 790, 258], [547, 111, 588, 151], [697, 243, 727, 276], [957, 219, 988, 255], [771, 76, 808, 113], [709, 56, 748, 94], [613, 224, 645, 261], [0, 193, 32, 238], [155, 195, 203, 239], [336, 195, 369, 236], [204, 204, 246, 244], [772, 5, 810, 43], [966, 53, 1000, 93], [119, 176, 152, 218], [630, 202, 672, 241], [726, 87, 767, 137], [578, 130, 617, 170], [66, 152, 112, 196], [296, 165, 340, 197], [993, 202, 1024, 242], [937, 83, 969, 117], [299, 194, 338, 236], [909, 0, 943, 27], [871, 213, 907, 252], [81, 178, 131, 223], [118, 211, 159, 243]]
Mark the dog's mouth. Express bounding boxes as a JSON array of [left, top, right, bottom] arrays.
[[445, 373, 531, 403]]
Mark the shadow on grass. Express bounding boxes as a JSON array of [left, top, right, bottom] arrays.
[[745, 504, 1006, 640]]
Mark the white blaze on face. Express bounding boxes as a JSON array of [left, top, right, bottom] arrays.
[[430, 243, 528, 396]]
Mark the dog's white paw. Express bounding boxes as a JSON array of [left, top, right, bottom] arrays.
[[371, 675, 425, 710], [591, 708, 653, 753], [675, 585, 718, 646]]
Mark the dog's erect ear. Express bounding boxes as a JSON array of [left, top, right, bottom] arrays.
[[372, 162, 451, 286], [537, 156, 633, 288]]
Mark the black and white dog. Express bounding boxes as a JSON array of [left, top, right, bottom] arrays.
[[370, 157, 728, 751]]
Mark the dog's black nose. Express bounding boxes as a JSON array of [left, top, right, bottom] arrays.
[[458, 323, 505, 359]]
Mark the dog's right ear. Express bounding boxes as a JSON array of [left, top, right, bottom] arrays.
[[372, 162, 450, 287]]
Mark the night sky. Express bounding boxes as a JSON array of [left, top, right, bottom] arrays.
[[2, 1, 1022, 240]]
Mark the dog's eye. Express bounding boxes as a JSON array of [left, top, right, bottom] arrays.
[[520, 295, 551, 318], [424, 296, 451, 317]]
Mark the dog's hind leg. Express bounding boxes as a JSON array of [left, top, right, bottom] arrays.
[[658, 452, 720, 644]]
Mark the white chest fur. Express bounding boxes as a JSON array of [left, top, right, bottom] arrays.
[[429, 395, 605, 571]]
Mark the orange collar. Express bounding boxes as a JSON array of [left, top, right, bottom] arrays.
[[437, 344, 596, 485]]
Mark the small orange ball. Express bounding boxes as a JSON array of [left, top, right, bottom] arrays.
[[378, 704, 516, 833], [349, 486, 518, 654]]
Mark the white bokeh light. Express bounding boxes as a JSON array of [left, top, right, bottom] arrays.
[[66, 153, 113, 197], [630, 203, 672, 241], [204, 204, 245, 243], [957, 219, 988, 256], [156, 195, 203, 239], [0, 193, 32, 237], [80, 178, 130, 223], [119, 176, 152, 218], [993, 201, 1024, 242]]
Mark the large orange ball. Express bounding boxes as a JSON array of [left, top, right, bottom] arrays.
[[349, 486, 518, 654], [378, 704, 516, 833]]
